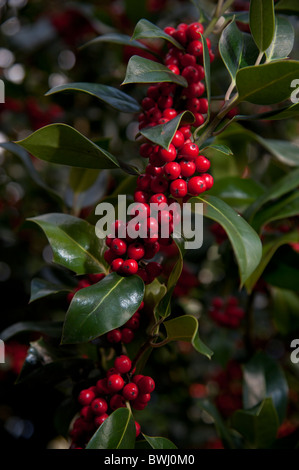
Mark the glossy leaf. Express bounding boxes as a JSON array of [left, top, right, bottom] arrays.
[[142, 434, 178, 449], [15, 124, 119, 169], [30, 277, 72, 303], [219, 18, 244, 81], [86, 408, 135, 449], [239, 32, 260, 68], [249, 0, 275, 52], [201, 144, 233, 156], [122, 56, 188, 87], [190, 195, 262, 286], [232, 398, 279, 448], [62, 273, 144, 344], [45, 83, 140, 113], [245, 230, 299, 292], [139, 111, 194, 150], [256, 137, 299, 167], [265, 16, 294, 61], [81, 32, 159, 58], [162, 315, 213, 359], [236, 61, 299, 105], [132, 18, 184, 50], [28, 213, 108, 275], [243, 352, 288, 423]]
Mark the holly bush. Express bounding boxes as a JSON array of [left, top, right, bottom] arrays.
[[1, 0, 299, 451]]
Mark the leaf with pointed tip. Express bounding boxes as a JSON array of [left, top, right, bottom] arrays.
[[30, 277, 72, 303], [122, 56, 188, 87], [139, 111, 194, 150], [190, 195, 262, 286], [249, 0, 275, 52], [61, 273, 144, 344], [28, 213, 108, 275], [45, 83, 140, 113], [142, 434, 178, 449], [15, 124, 119, 169], [86, 408, 136, 449], [162, 314, 213, 359], [232, 398, 279, 448], [132, 18, 184, 50]]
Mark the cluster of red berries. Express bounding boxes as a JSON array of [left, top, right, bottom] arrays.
[[67, 273, 105, 303], [104, 22, 214, 283], [69, 354, 155, 448], [208, 296, 245, 328], [213, 360, 243, 418], [106, 301, 144, 345]]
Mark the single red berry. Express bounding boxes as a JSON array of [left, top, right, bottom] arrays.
[[164, 26, 176, 36], [114, 355, 132, 374], [193, 112, 205, 127], [171, 29, 187, 46], [125, 314, 140, 330], [122, 383, 139, 400], [121, 328, 135, 344], [195, 155, 211, 172], [188, 176, 207, 196], [127, 242, 145, 261], [179, 142, 199, 160], [91, 398, 108, 416], [135, 421, 141, 437], [111, 258, 124, 273], [163, 108, 177, 120], [134, 190, 149, 204], [107, 374, 125, 393], [137, 393, 151, 404], [198, 98, 208, 114], [132, 374, 144, 384], [80, 406, 94, 421], [138, 376, 156, 394], [78, 389, 95, 406], [167, 64, 180, 75], [164, 162, 181, 180], [150, 175, 169, 193], [170, 179, 188, 198], [180, 53, 196, 67], [201, 173, 214, 189], [159, 143, 177, 163], [149, 193, 168, 205], [94, 414, 109, 427], [139, 142, 153, 158], [179, 126, 192, 139], [180, 160, 196, 177], [96, 378, 109, 395], [136, 268, 149, 284], [107, 329, 122, 343], [181, 65, 200, 84], [122, 259, 139, 275], [107, 367, 120, 377], [158, 95, 173, 109], [187, 39, 203, 57], [187, 22, 204, 40], [137, 174, 152, 191], [131, 400, 147, 411], [171, 130, 185, 148]]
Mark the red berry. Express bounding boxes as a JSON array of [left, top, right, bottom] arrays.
[[187, 22, 204, 40], [158, 95, 173, 109], [91, 398, 108, 416], [80, 406, 94, 421], [180, 160, 196, 177], [107, 374, 125, 393], [199, 98, 208, 114], [167, 64, 180, 75], [164, 162, 181, 180], [121, 328, 135, 344], [181, 65, 200, 84], [96, 378, 109, 395], [134, 190, 149, 204], [149, 193, 168, 205], [170, 179, 188, 198], [125, 314, 140, 330], [195, 155, 211, 172], [187, 40, 203, 57], [78, 389, 95, 406], [180, 53, 196, 67], [171, 130, 185, 148], [159, 143, 177, 163], [163, 108, 177, 120], [122, 259, 139, 275], [111, 258, 124, 273], [107, 329, 122, 343], [138, 376, 155, 394], [179, 142, 199, 160], [188, 176, 207, 196], [114, 355, 132, 374], [132, 374, 144, 384], [193, 112, 205, 127], [135, 421, 141, 437], [122, 383, 139, 400], [137, 174, 152, 191], [201, 173, 214, 189], [150, 175, 169, 193], [127, 242, 145, 261]]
